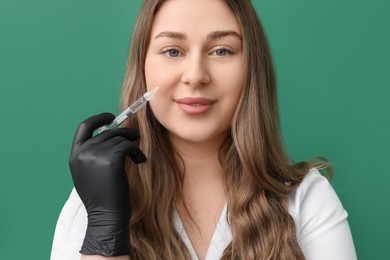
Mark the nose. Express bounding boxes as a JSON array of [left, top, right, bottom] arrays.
[[181, 53, 211, 88]]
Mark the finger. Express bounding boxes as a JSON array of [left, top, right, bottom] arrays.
[[72, 113, 115, 147], [98, 135, 130, 150], [98, 136, 146, 164], [114, 139, 147, 164], [90, 128, 140, 145]]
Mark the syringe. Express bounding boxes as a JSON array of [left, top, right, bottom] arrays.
[[96, 87, 159, 133]]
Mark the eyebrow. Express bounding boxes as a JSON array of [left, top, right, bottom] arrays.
[[207, 30, 242, 41], [154, 30, 242, 41], [154, 31, 187, 40]]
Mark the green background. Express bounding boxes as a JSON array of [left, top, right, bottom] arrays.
[[1, 0, 389, 259]]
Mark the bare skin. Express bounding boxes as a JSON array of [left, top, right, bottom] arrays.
[[144, 0, 243, 257], [81, 0, 243, 258], [173, 132, 227, 259]]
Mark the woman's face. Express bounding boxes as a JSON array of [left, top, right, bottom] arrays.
[[145, 0, 244, 145]]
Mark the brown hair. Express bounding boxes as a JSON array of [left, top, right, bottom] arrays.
[[120, 0, 326, 259]]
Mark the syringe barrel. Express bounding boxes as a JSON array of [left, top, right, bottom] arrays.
[[127, 97, 148, 114]]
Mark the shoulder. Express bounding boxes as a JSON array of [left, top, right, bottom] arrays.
[[289, 168, 340, 209], [288, 168, 346, 227], [51, 188, 87, 260], [288, 168, 357, 260]]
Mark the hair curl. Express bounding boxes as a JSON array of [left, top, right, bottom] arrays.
[[120, 0, 328, 259]]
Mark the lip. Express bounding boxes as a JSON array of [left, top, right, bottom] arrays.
[[175, 97, 217, 115]]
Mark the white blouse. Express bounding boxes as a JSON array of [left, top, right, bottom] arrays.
[[50, 169, 357, 260]]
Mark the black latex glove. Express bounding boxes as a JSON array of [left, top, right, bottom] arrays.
[[69, 113, 146, 256]]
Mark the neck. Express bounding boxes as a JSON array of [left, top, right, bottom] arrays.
[[170, 135, 225, 179], [170, 135, 227, 220], [170, 137, 224, 190]]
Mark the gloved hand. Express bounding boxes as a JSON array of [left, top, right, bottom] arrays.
[[69, 113, 146, 256]]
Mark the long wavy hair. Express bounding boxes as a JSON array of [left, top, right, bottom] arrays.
[[120, 0, 328, 259]]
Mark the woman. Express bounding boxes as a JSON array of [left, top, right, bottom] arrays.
[[51, 0, 357, 259]]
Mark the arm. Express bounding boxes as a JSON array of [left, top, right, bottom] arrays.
[[51, 188, 87, 260], [69, 113, 146, 257]]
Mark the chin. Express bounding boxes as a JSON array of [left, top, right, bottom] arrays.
[[169, 129, 226, 146]]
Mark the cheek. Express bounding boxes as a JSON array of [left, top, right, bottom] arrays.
[[222, 89, 243, 124], [144, 57, 158, 91], [148, 99, 159, 118], [145, 59, 178, 93], [214, 57, 245, 88], [144, 52, 169, 90], [220, 72, 245, 124], [219, 64, 245, 103], [148, 84, 172, 124]]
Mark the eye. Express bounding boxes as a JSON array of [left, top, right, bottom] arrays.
[[213, 47, 234, 56], [161, 47, 182, 57]]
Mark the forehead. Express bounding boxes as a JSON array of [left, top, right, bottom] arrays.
[[150, 0, 241, 37]]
